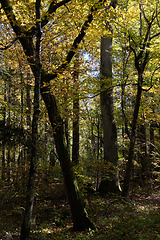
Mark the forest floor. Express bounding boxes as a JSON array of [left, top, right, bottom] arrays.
[[0, 180, 160, 240]]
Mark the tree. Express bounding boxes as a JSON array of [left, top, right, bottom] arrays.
[[20, 0, 41, 239], [99, 0, 121, 194], [119, 1, 160, 197], [0, 0, 110, 231]]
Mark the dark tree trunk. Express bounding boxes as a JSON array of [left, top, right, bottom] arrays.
[[20, 1, 41, 239], [26, 72, 32, 174], [122, 76, 143, 198], [150, 121, 155, 157], [72, 59, 79, 165], [2, 138, 6, 180], [50, 148, 56, 167], [7, 77, 11, 182], [137, 123, 150, 184], [72, 99, 79, 165], [2, 80, 7, 180], [41, 80, 95, 230], [26, 72, 32, 129]]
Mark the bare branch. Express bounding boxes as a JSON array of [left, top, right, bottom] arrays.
[[142, 85, 153, 92], [142, 65, 160, 92], [156, 1, 160, 27], [139, 2, 149, 24], [150, 31, 160, 40]]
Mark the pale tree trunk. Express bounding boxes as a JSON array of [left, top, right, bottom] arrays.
[[98, 0, 120, 194], [99, 36, 120, 194]]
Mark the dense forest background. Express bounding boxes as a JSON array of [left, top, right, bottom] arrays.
[[0, 0, 160, 239]]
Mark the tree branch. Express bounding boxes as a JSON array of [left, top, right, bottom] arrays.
[[45, 0, 108, 82], [142, 65, 160, 92], [1, 0, 107, 84], [139, 3, 149, 24], [27, 0, 72, 36], [0, 0, 25, 37], [150, 31, 160, 40], [0, 37, 17, 50]]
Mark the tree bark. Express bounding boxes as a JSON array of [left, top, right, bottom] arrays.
[[99, 36, 120, 194], [122, 76, 143, 197], [137, 122, 149, 184], [72, 56, 80, 165], [41, 80, 95, 230], [2, 80, 7, 180], [20, 1, 41, 239], [7, 76, 11, 182], [98, 0, 120, 194]]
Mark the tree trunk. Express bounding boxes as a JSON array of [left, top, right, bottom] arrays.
[[1, 0, 99, 231], [26, 72, 32, 129], [2, 80, 7, 180], [99, 36, 120, 194], [72, 57, 79, 165], [20, 1, 41, 239], [41, 80, 95, 230], [7, 77, 11, 182], [137, 122, 149, 184], [122, 76, 143, 198], [98, 1, 120, 194]]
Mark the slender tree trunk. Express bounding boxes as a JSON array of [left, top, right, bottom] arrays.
[[7, 76, 11, 182], [26, 72, 32, 129], [26, 72, 32, 171], [2, 135, 6, 180], [150, 121, 155, 157], [137, 122, 149, 184], [2, 81, 7, 180], [20, 1, 41, 239], [122, 76, 143, 197], [72, 57, 79, 165]]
